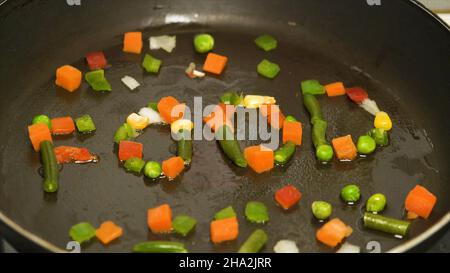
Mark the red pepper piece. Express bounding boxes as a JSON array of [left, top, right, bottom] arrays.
[[346, 87, 369, 103], [86, 51, 108, 70], [54, 146, 97, 164]]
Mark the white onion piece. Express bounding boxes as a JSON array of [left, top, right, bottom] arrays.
[[121, 76, 140, 90], [149, 35, 176, 53], [192, 70, 205, 78], [273, 240, 299, 253], [359, 98, 380, 116], [336, 242, 361, 253], [138, 107, 162, 124]]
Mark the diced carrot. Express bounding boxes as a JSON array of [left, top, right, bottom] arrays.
[[275, 185, 302, 210], [203, 103, 235, 132], [210, 217, 239, 244], [260, 104, 285, 129], [157, 96, 185, 124], [325, 82, 346, 97], [282, 120, 303, 146], [28, 123, 52, 152], [244, 145, 274, 174], [118, 140, 143, 161], [147, 204, 172, 233], [405, 185, 437, 219], [332, 135, 357, 161], [55, 65, 82, 92], [316, 218, 353, 248], [95, 221, 123, 245], [123, 32, 143, 54], [162, 156, 185, 179], [407, 211, 419, 220], [51, 117, 75, 135], [203, 53, 228, 75]]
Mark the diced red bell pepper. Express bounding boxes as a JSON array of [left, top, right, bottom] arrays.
[[275, 184, 302, 210], [54, 146, 97, 164], [86, 51, 108, 70], [346, 87, 368, 103], [118, 140, 143, 161]]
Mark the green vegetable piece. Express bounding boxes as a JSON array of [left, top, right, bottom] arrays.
[[114, 123, 137, 144], [148, 102, 159, 112], [303, 94, 323, 123], [124, 157, 145, 174], [177, 129, 192, 164], [75, 114, 96, 133], [285, 115, 298, 122], [274, 141, 296, 165], [340, 184, 361, 203], [238, 229, 268, 253], [214, 206, 237, 220], [40, 140, 59, 193], [220, 92, 243, 106], [312, 119, 328, 148], [216, 125, 247, 168], [254, 34, 277, 51], [173, 215, 197, 236], [366, 193, 387, 213], [245, 201, 269, 224], [193, 33, 214, 53], [142, 54, 162, 74], [85, 69, 111, 91], [316, 144, 333, 162], [357, 135, 376, 155], [133, 241, 188, 253], [143, 161, 162, 179], [363, 212, 410, 236], [311, 201, 333, 220], [368, 128, 389, 146], [32, 114, 51, 129], [257, 59, 280, 79], [69, 222, 96, 244], [301, 80, 325, 95]]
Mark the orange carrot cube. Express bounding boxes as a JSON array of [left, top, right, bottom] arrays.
[[162, 156, 185, 179], [203, 53, 228, 75], [55, 65, 82, 92], [123, 32, 143, 54], [210, 217, 239, 244], [332, 135, 357, 161], [147, 204, 172, 233], [51, 117, 75, 135], [325, 82, 346, 97], [157, 96, 185, 124], [28, 123, 52, 152], [95, 221, 123, 245], [282, 120, 303, 145], [244, 145, 274, 174], [405, 185, 437, 219]]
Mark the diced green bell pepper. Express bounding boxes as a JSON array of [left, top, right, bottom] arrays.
[[257, 59, 280, 79], [254, 35, 277, 51], [85, 69, 112, 91], [75, 114, 96, 133], [173, 215, 197, 236], [245, 201, 269, 223], [214, 206, 237, 220], [142, 54, 162, 74], [301, 79, 325, 95], [69, 222, 96, 244], [124, 157, 145, 174]]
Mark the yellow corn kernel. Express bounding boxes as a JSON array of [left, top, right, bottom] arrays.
[[374, 111, 392, 131], [171, 119, 194, 134], [243, 95, 276, 108], [127, 113, 149, 130]]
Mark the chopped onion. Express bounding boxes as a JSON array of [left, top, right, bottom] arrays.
[[359, 98, 380, 116], [273, 240, 299, 253], [149, 35, 176, 53], [121, 76, 140, 90], [138, 107, 162, 124], [336, 242, 361, 253], [192, 70, 205, 78], [185, 62, 205, 79]]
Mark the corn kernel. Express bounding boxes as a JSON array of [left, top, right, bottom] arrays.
[[374, 111, 392, 131], [171, 119, 194, 134], [127, 113, 149, 130]]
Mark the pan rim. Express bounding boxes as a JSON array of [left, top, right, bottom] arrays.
[[0, 0, 449, 253]]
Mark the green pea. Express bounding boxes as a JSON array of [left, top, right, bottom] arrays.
[[368, 128, 389, 146], [311, 201, 332, 220], [366, 193, 387, 213], [340, 184, 360, 203], [32, 114, 51, 129], [144, 161, 162, 179], [193, 34, 214, 53], [357, 135, 376, 155], [316, 144, 333, 162], [285, 115, 298, 122]]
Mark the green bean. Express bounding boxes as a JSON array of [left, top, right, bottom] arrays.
[[133, 241, 188, 253], [238, 229, 268, 253], [144, 161, 162, 179], [363, 212, 410, 236], [40, 140, 59, 193], [303, 94, 323, 123], [194, 34, 214, 53], [311, 201, 332, 220], [340, 184, 361, 203], [357, 135, 376, 155], [366, 193, 387, 213], [274, 141, 296, 165], [216, 125, 247, 168], [312, 119, 328, 148], [177, 129, 192, 164], [368, 128, 389, 146]]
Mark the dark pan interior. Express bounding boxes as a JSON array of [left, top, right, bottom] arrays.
[[0, 0, 449, 252]]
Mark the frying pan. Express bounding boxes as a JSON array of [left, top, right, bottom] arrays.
[[0, 0, 449, 253]]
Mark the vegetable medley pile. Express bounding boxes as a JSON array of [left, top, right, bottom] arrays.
[[26, 31, 438, 253]]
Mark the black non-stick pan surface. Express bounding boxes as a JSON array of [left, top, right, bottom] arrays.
[[0, 0, 449, 253]]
